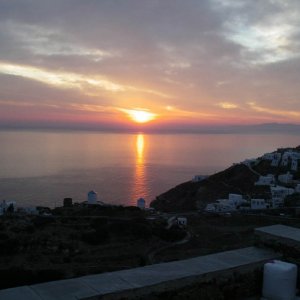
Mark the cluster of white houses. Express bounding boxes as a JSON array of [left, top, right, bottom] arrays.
[[204, 194, 260, 213], [205, 149, 300, 213], [242, 149, 300, 171], [262, 149, 300, 170], [205, 184, 300, 213]]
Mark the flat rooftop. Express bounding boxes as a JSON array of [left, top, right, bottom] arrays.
[[0, 246, 279, 300]]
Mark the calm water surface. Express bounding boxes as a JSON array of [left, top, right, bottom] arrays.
[[0, 130, 299, 207]]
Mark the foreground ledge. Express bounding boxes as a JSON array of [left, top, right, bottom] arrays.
[[255, 224, 300, 244], [0, 246, 279, 300], [255, 224, 300, 259]]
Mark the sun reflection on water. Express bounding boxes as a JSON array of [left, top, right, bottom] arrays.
[[130, 134, 149, 206], [136, 134, 144, 164]]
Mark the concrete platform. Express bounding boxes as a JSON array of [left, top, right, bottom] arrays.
[[0, 247, 279, 300], [255, 224, 300, 243], [255, 224, 300, 255]]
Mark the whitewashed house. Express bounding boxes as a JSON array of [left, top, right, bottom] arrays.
[[213, 200, 236, 213], [137, 198, 146, 209], [272, 153, 282, 167], [255, 174, 275, 186], [281, 151, 300, 167], [192, 175, 207, 182], [177, 217, 187, 228], [228, 194, 245, 206], [251, 199, 268, 210], [291, 159, 298, 171], [204, 200, 235, 213], [278, 172, 293, 184], [263, 153, 275, 160], [87, 190, 97, 204], [166, 216, 187, 228], [204, 203, 217, 213], [281, 151, 291, 166], [271, 186, 294, 208], [263, 152, 281, 166], [0, 200, 16, 215], [204, 194, 246, 213]]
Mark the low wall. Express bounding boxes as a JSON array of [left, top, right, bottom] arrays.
[[255, 224, 300, 286], [0, 247, 279, 300]]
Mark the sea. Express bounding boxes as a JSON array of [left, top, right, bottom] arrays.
[[0, 130, 299, 208]]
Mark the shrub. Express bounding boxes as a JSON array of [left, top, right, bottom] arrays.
[[81, 229, 110, 245], [90, 217, 108, 230], [153, 225, 186, 242], [32, 216, 55, 228], [0, 238, 20, 255]]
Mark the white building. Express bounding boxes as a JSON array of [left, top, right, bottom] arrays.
[[278, 172, 293, 184], [251, 199, 268, 210], [243, 158, 257, 166], [271, 159, 280, 167], [192, 175, 207, 182], [255, 174, 275, 186], [166, 216, 187, 229], [271, 186, 294, 208], [0, 200, 16, 215], [272, 153, 282, 167], [204, 193, 247, 213], [291, 159, 298, 171], [262, 152, 282, 167], [228, 194, 245, 206], [87, 190, 97, 204], [281, 151, 300, 167], [281, 151, 292, 166], [137, 198, 146, 209], [204, 200, 236, 213], [263, 153, 274, 160], [177, 217, 187, 228], [204, 203, 217, 213]]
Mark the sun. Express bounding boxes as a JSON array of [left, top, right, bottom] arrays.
[[123, 109, 157, 123]]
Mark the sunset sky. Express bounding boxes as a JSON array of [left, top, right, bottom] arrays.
[[0, 0, 300, 132]]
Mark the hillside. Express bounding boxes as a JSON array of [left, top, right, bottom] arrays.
[[150, 146, 300, 212], [150, 164, 262, 212]]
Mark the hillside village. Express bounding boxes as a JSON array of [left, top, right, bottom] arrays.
[[151, 146, 300, 212], [205, 147, 300, 213]]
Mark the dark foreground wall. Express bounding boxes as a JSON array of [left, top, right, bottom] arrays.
[[0, 247, 279, 300]]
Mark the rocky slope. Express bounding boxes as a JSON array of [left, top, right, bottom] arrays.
[[150, 164, 263, 212]]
